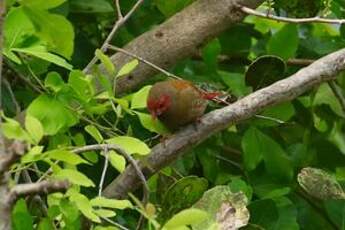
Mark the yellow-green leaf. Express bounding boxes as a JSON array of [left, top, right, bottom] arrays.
[[116, 59, 139, 78], [46, 149, 89, 165], [85, 125, 103, 143], [25, 115, 44, 144], [163, 208, 208, 229], [55, 169, 95, 187], [95, 49, 115, 75], [106, 136, 150, 155], [131, 85, 151, 109], [108, 151, 126, 173], [90, 197, 133, 209]]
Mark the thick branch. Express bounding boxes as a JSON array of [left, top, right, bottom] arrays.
[[103, 48, 345, 199], [9, 180, 70, 204], [98, 0, 264, 96]]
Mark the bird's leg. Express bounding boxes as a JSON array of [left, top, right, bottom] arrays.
[[192, 117, 203, 132], [159, 134, 172, 148]]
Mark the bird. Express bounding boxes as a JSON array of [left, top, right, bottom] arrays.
[[146, 79, 219, 131]]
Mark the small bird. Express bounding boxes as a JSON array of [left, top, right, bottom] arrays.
[[147, 79, 219, 131]]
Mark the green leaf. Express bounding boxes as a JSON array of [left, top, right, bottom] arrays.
[[85, 125, 103, 143], [219, 24, 252, 56], [262, 187, 291, 199], [12, 46, 73, 70], [97, 74, 113, 97], [59, 198, 81, 228], [228, 178, 253, 201], [313, 83, 345, 118], [242, 127, 293, 182], [324, 199, 345, 229], [267, 24, 299, 60], [95, 49, 115, 75], [93, 209, 116, 218], [245, 55, 286, 90], [192, 186, 249, 230], [1, 115, 30, 141], [68, 70, 94, 102], [131, 85, 152, 109], [44, 72, 65, 92], [12, 199, 34, 230], [160, 176, 208, 222], [248, 199, 279, 229], [116, 59, 139, 78], [25, 115, 44, 144], [23, 7, 74, 58], [108, 151, 126, 173], [202, 38, 221, 72], [21, 0, 66, 10], [37, 218, 54, 230], [69, 0, 113, 13], [254, 102, 295, 127], [106, 136, 150, 155], [163, 208, 208, 229], [55, 169, 95, 187], [298, 167, 345, 200], [90, 197, 133, 209], [69, 191, 100, 223], [135, 112, 169, 134], [241, 127, 263, 171], [4, 7, 35, 51], [27, 94, 78, 135], [21, 146, 44, 163], [272, 197, 299, 230], [219, 71, 251, 97], [46, 149, 89, 165]]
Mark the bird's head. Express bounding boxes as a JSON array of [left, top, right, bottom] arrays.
[[147, 94, 171, 119]]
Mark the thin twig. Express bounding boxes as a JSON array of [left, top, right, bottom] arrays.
[[107, 45, 181, 80], [2, 79, 21, 115], [239, 5, 345, 24], [0, 0, 6, 157], [102, 217, 130, 230], [287, 58, 314, 66], [4, 60, 43, 93], [99, 146, 109, 197], [72, 144, 149, 204], [115, 0, 123, 20], [83, 0, 145, 73], [328, 81, 345, 115]]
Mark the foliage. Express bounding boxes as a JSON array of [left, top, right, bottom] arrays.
[[2, 0, 345, 229]]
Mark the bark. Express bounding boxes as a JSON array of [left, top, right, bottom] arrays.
[[103, 48, 345, 199], [97, 0, 264, 96]]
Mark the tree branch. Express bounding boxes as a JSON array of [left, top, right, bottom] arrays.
[[8, 180, 70, 204], [103, 48, 345, 199], [94, 0, 264, 96], [239, 5, 345, 24], [83, 0, 145, 73]]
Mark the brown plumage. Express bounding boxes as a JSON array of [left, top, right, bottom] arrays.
[[147, 79, 216, 131]]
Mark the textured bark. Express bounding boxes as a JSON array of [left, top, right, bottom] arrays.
[[100, 0, 264, 96], [103, 48, 345, 199]]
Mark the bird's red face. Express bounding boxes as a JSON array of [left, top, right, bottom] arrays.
[[147, 94, 171, 119]]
